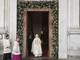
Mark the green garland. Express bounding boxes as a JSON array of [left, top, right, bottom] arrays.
[[17, 1, 58, 58]]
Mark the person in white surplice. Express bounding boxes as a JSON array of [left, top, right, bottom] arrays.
[[31, 34, 42, 57]]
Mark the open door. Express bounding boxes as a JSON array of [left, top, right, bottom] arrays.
[[27, 11, 49, 57]]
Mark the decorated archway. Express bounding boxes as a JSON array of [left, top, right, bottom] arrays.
[[17, 1, 58, 58]]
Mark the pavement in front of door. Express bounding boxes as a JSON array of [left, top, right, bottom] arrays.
[[22, 56, 80, 60], [0, 55, 80, 60]]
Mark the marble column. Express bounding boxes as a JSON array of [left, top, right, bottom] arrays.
[[68, 0, 79, 28], [59, 0, 68, 59], [0, 0, 5, 27], [9, 0, 17, 43], [67, 0, 80, 57], [4, 0, 17, 43]]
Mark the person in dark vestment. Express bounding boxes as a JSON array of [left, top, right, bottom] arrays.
[[28, 35, 33, 55]]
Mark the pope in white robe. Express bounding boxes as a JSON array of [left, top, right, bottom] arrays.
[[31, 34, 42, 57]]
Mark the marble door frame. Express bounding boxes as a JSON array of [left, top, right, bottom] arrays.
[[23, 8, 53, 57]]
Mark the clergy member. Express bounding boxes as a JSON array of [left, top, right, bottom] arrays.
[[12, 37, 21, 60], [31, 34, 42, 57], [3, 34, 11, 60]]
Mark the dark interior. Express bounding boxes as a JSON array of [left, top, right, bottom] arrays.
[[27, 11, 49, 57]]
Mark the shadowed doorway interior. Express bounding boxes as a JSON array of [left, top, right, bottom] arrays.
[[27, 11, 49, 57]]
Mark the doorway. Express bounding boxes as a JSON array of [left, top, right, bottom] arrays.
[[27, 11, 49, 57]]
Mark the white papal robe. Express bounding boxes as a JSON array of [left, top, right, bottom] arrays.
[[31, 35, 42, 57]]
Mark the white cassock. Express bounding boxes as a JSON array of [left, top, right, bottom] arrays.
[[12, 41, 21, 55], [3, 39, 11, 54], [31, 34, 42, 57]]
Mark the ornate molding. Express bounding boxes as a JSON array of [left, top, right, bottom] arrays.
[[68, 28, 80, 34]]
